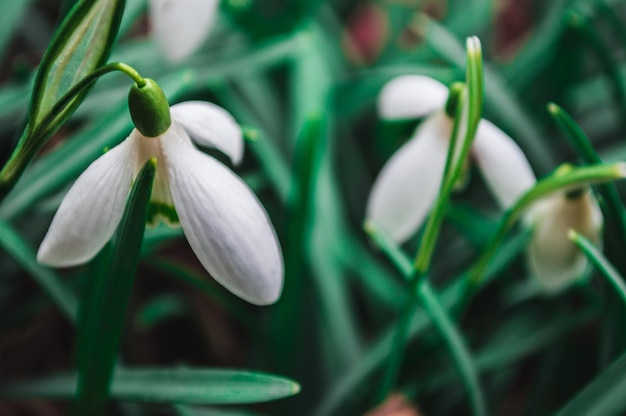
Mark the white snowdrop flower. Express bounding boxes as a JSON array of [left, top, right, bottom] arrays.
[[149, 0, 219, 62], [37, 79, 283, 305], [367, 75, 537, 243], [526, 188, 602, 294]]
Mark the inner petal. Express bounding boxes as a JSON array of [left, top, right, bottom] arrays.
[[135, 130, 179, 227]]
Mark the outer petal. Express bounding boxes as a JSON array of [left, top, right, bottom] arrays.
[[161, 124, 283, 305], [366, 112, 451, 243], [37, 133, 139, 266], [170, 101, 243, 165], [526, 190, 603, 294], [472, 119, 536, 208], [149, 0, 219, 62], [378, 75, 448, 120]]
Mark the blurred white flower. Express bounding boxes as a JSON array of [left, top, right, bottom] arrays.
[[526, 188, 602, 293], [149, 0, 219, 62], [366, 75, 537, 243], [37, 101, 283, 305]]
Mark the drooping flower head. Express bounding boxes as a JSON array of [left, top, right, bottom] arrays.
[[149, 0, 219, 62], [37, 78, 283, 305], [525, 187, 603, 293], [366, 75, 537, 243]]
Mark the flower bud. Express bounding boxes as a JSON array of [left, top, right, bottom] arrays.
[[128, 78, 171, 137]]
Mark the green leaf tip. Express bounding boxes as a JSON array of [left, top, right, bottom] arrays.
[[243, 127, 259, 141], [363, 218, 375, 234], [466, 36, 482, 57], [291, 381, 302, 394], [547, 102, 561, 115]]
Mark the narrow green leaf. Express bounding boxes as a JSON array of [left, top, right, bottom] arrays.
[[419, 305, 598, 396], [273, 114, 325, 368], [367, 222, 487, 416], [313, 232, 529, 416], [74, 159, 155, 416], [569, 230, 626, 307], [173, 404, 263, 416], [548, 102, 626, 269], [0, 220, 78, 322], [417, 281, 487, 416], [548, 103, 605, 166], [1, 368, 300, 405], [555, 351, 626, 416]]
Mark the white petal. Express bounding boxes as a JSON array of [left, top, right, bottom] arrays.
[[526, 191, 603, 294], [472, 119, 536, 208], [149, 0, 219, 62], [37, 133, 139, 266], [366, 112, 451, 243], [161, 124, 283, 305], [378, 75, 448, 120], [170, 101, 243, 165]]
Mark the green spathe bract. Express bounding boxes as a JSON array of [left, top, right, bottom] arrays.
[[128, 78, 172, 138], [0, 0, 125, 197]]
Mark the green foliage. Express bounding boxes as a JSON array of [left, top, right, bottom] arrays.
[[2, 0, 626, 415]]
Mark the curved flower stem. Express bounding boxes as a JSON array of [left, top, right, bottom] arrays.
[[458, 162, 626, 314], [0, 62, 145, 203], [548, 102, 626, 270]]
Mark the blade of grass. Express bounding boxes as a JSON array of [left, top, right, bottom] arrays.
[[548, 102, 626, 264], [569, 230, 626, 307], [1, 368, 300, 405], [313, 231, 528, 416], [367, 222, 486, 416], [74, 159, 155, 416], [419, 13, 555, 173]]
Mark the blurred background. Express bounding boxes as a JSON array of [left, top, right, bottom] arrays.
[[1, 0, 626, 414]]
